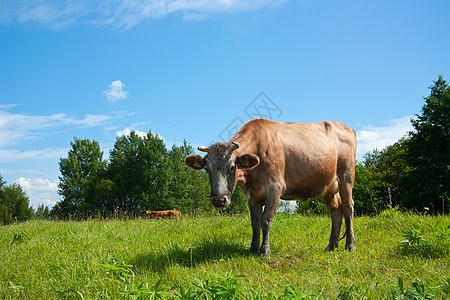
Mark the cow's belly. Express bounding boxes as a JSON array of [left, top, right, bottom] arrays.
[[280, 194, 308, 202], [282, 177, 339, 201]]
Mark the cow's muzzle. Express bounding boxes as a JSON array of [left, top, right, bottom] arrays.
[[210, 195, 231, 208]]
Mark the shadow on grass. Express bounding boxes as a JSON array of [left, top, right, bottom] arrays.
[[130, 236, 248, 273]]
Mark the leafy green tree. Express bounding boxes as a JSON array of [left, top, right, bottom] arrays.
[[296, 198, 327, 216], [4, 184, 34, 222], [55, 138, 107, 218], [166, 141, 211, 212], [108, 131, 170, 214], [35, 204, 50, 219], [362, 139, 411, 209], [353, 162, 387, 215], [0, 175, 33, 224], [226, 186, 249, 214], [404, 75, 450, 213]]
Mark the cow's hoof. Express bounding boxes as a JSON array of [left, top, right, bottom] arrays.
[[249, 247, 260, 256], [259, 247, 271, 257], [259, 252, 270, 257], [345, 245, 356, 252], [325, 243, 338, 252]]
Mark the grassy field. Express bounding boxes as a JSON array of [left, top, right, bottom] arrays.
[[1, 209, 449, 299]]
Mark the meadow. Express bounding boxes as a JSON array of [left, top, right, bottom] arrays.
[[1, 209, 448, 299]]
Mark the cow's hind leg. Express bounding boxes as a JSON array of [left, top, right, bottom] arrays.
[[338, 171, 356, 251], [324, 192, 343, 251]]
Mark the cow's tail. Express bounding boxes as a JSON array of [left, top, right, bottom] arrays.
[[339, 231, 346, 242]]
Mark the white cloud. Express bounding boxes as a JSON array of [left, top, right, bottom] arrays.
[[75, 114, 117, 127], [115, 128, 168, 145], [111, 0, 288, 29], [0, 148, 68, 163], [1, 0, 289, 30], [356, 116, 413, 159], [116, 128, 148, 138], [14, 177, 59, 209], [0, 104, 20, 110], [0, 107, 128, 148], [104, 80, 128, 102]]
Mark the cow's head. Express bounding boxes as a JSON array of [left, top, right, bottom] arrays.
[[185, 142, 260, 208]]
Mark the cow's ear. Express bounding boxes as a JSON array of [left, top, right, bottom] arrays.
[[185, 154, 205, 170], [236, 154, 260, 170]]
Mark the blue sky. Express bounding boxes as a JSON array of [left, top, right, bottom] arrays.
[[1, 0, 449, 209]]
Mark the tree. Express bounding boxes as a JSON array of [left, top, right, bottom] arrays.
[[227, 185, 249, 214], [353, 162, 387, 215], [362, 139, 411, 209], [0, 174, 33, 225], [404, 75, 450, 213], [55, 138, 107, 218], [36, 204, 50, 219], [4, 184, 34, 221], [107, 131, 170, 214], [166, 141, 211, 212]]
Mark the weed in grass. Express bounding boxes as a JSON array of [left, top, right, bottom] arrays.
[[391, 277, 438, 300], [337, 284, 359, 300], [401, 227, 425, 247], [276, 286, 319, 299], [10, 231, 29, 245], [100, 259, 135, 297], [177, 285, 200, 300], [56, 286, 85, 300], [190, 271, 246, 299], [439, 278, 450, 297], [398, 223, 450, 259], [7, 281, 25, 298], [120, 277, 171, 299], [100, 260, 134, 280]]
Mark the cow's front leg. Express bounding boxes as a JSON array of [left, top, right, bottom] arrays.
[[260, 187, 281, 257], [248, 202, 263, 255]]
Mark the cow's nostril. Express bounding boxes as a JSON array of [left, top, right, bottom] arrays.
[[211, 195, 229, 207]]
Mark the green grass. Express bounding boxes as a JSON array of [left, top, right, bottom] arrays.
[[0, 210, 449, 299]]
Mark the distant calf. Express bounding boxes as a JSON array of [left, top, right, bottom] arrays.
[[146, 210, 181, 219]]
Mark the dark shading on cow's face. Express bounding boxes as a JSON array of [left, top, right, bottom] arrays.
[[185, 142, 259, 209]]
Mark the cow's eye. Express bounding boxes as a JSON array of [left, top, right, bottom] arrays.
[[230, 164, 235, 172]]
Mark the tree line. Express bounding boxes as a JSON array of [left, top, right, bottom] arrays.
[[0, 75, 448, 224], [52, 134, 211, 218]]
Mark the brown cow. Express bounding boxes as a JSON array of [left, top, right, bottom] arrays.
[[185, 118, 357, 256], [146, 210, 181, 219]]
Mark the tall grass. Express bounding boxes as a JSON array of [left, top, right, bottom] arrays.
[[0, 210, 448, 299]]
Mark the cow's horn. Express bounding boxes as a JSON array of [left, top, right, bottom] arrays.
[[232, 142, 240, 150], [198, 146, 209, 152]]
